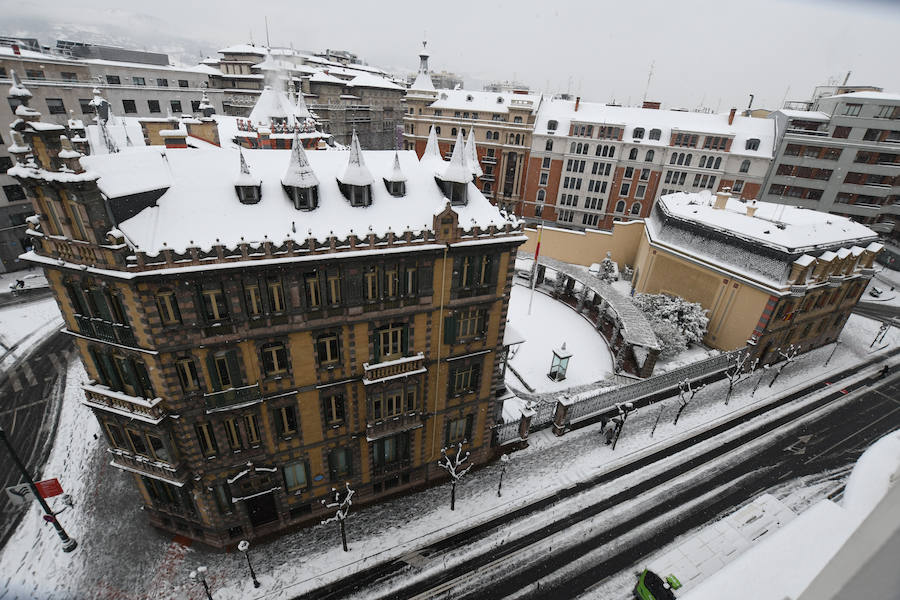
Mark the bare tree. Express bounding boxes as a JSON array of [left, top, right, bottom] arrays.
[[751, 364, 769, 397], [724, 351, 757, 405], [438, 442, 472, 511], [673, 379, 705, 426], [321, 483, 355, 552], [768, 344, 800, 388]]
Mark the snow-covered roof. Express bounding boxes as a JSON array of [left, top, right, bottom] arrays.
[[248, 85, 310, 129], [218, 44, 268, 55], [338, 131, 374, 186], [428, 89, 539, 114], [823, 90, 900, 102], [657, 191, 878, 253], [281, 136, 319, 189], [535, 98, 776, 158], [385, 152, 407, 183], [309, 71, 346, 86], [410, 70, 436, 93], [773, 109, 830, 121], [347, 72, 405, 91], [77, 146, 509, 254], [441, 131, 471, 184]]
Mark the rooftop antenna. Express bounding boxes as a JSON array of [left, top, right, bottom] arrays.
[[842, 71, 851, 86], [747, 94, 755, 110], [249, 28, 253, 45], [641, 60, 655, 105], [781, 85, 790, 108], [265, 16, 271, 49]]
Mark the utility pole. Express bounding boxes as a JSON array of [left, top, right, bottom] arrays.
[[0, 427, 77, 552]]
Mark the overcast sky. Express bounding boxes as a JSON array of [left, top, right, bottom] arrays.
[[5, 0, 899, 111]]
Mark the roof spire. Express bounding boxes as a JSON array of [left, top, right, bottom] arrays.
[[442, 130, 471, 184], [338, 129, 374, 186], [386, 150, 407, 183], [235, 146, 260, 187], [409, 40, 436, 92], [282, 133, 319, 188], [465, 128, 482, 178], [294, 85, 312, 120], [422, 124, 440, 159]]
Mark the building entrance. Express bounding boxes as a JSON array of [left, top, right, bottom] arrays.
[[245, 493, 278, 527]]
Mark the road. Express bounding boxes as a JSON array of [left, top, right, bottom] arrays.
[[294, 354, 898, 600], [853, 301, 900, 326], [0, 330, 74, 549]]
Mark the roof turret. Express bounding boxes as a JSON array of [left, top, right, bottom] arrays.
[[282, 134, 319, 188], [465, 128, 482, 178], [409, 41, 436, 93], [442, 130, 471, 184], [386, 151, 407, 182]]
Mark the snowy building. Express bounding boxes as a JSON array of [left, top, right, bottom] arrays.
[[403, 43, 539, 214], [762, 91, 899, 244], [633, 190, 881, 359], [0, 38, 223, 272], [526, 97, 776, 232], [8, 102, 526, 547]]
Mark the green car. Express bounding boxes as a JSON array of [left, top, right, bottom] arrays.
[[634, 569, 680, 600]]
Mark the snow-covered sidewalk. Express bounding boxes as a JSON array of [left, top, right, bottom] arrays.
[[0, 296, 63, 372], [0, 314, 896, 600]]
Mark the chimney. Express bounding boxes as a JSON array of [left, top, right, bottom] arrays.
[[713, 189, 731, 210], [575, 96, 580, 112], [12, 44, 21, 56], [746, 199, 758, 217], [642, 101, 661, 110], [728, 108, 737, 125]]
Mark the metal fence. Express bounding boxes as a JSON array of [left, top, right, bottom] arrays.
[[532, 400, 558, 428], [496, 420, 523, 445]]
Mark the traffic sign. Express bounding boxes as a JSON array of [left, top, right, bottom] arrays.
[[35, 478, 63, 499], [5, 483, 35, 506]]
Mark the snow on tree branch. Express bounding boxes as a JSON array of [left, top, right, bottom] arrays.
[[438, 442, 472, 482], [321, 483, 355, 525]]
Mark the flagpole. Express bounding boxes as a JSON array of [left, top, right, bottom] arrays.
[[528, 221, 544, 316]]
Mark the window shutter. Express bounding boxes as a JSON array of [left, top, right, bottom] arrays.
[[336, 395, 345, 422], [195, 285, 209, 324], [443, 421, 450, 447], [120, 357, 140, 392], [134, 361, 154, 398], [465, 414, 474, 441], [401, 326, 410, 355], [418, 265, 433, 295], [451, 257, 461, 291], [490, 253, 501, 285], [477, 310, 487, 336], [90, 288, 114, 321], [346, 270, 363, 304], [88, 348, 106, 385], [444, 315, 456, 345], [373, 330, 381, 363], [66, 283, 86, 315], [100, 353, 122, 390], [472, 364, 482, 392], [226, 350, 243, 386], [328, 451, 337, 480], [206, 354, 221, 391]]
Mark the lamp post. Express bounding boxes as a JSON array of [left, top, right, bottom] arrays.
[[238, 540, 261, 588], [497, 453, 510, 497], [189, 566, 213, 600], [548, 342, 573, 382], [0, 426, 76, 552]]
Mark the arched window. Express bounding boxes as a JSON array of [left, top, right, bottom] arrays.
[[677, 153, 684, 166], [461, 129, 466, 137], [670, 153, 678, 165], [582, 144, 589, 155], [630, 202, 642, 215], [745, 138, 760, 151], [740, 159, 751, 173], [629, 148, 638, 160], [570, 142, 577, 153], [493, 132, 499, 140], [714, 157, 722, 169], [699, 156, 707, 168], [451, 128, 457, 136], [545, 139, 553, 151], [513, 116, 523, 123], [576, 143, 583, 154], [515, 134, 521, 145], [609, 146, 615, 158], [645, 149, 654, 162], [596, 145, 603, 156], [435, 126, 441, 135], [548, 120, 558, 132], [649, 128, 661, 140], [685, 154, 692, 166], [537, 189, 545, 202], [633, 127, 645, 139], [615, 200, 626, 213]]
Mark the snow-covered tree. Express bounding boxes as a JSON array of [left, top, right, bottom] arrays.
[[438, 442, 472, 511], [632, 293, 709, 357], [622, 265, 634, 281], [598, 251, 618, 283], [724, 351, 756, 405], [673, 379, 705, 426], [768, 344, 799, 388], [321, 483, 355, 552]]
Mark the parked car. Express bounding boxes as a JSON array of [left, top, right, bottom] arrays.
[[869, 287, 883, 297]]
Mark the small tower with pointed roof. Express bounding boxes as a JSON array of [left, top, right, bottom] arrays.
[[408, 41, 437, 97], [465, 128, 482, 179], [282, 133, 319, 210], [337, 130, 374, 207], [436, 131, 470, 205], [234, 148, 262, 204], [198, 90, 215, 118], [384, 151, 407, 197]]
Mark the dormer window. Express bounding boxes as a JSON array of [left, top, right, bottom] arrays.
[[338, 182, 372, 207], [236, 185, 261, 204], [287, 186, 318, 210], [337, 130, 375, 208], [384, 179, 406, 197], [437, 179, 468, 206], [746, 138, 760, 151], [282, 134, 320, 211], [633, 127, 645, 139]]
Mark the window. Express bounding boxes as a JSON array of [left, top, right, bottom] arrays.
[[372, 389, 404, 420], [147, 99, 161, 113], [649, 129, 661, 140], [328, 448, 352, 480], [104, 422, 126, 449], [545, 139, 553, 151], [273, 405, 298, 437], [122, 99, 137, 114], [327, 272, 341, 305], [645, 150, 654, 162], [640, 168, 650, 181], [262, 343, 289, 376], [456, 307, 486, 340], [265, 279, 285, 312], [633, 128, 645, 139], [541, 157, 551, 169], [3, 185, 26, 203], [739, 159, 750, 173], [629, 148, 638, 160], [79, 98, 93, 114], [60, 71, 77, 81], [631, 202, 642, 215], [191, 100, 201, 112], [539, 172, 548, 185], [244, 282, 263, 316], [126, 428, 149, 456], [537, 189, 545, 203], [213, 484, 232, 514], [317, 333, 340, 365], [213, 353, 233, 388], [372, 432, 409, 469], [376, 324, 406, 361], [224, 417, 243, 450], [451, 363, 481, 395], [195, 422, 218, 457], [364, 266, 379, 301], [170, 100, 182, 113], [200, 287, 228, 321], [178, 79, 189, 88], [323, 394, 345, 426], [832, 126, 851, 138], [0, 157, 12, 174], [157, 78, 168, 87], [615, 200, 625, 213], [445, 415, 473, 445], [384, 267, 399, 298], [843, 103, 861, 116], [176, 358, 200, 391], [156, 290, 181, 325], [46, 98, 66, 114], [133, 76, 146, 86], [106, 75, 121, 85], [745, 138, 760, 151], [283, 461, 309, 492], [620, 182, 631, 196], [732, 180, 744, 194]]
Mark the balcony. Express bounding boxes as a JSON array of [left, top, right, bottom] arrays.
[[109, 449, 188, 486], [81, 382, 166, 424], [860, 267, 876, 278], [372, 457, 412, 477], [481, 156, 498, 165], [74, 314, 136, 346], [789, 285, 808, 297], [366, 412, 424, 441], [827, 275, 844, 287], [363, 353, 426, 385], [204, 383, 262, 413]]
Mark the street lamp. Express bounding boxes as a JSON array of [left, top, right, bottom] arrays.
[[497, 453, 510, 497], [189, 566, 213, 600], [238, 540, 261, 588], [548, 342, 573, 381]]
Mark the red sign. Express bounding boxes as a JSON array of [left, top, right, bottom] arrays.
[[35, 478, 63, 499]]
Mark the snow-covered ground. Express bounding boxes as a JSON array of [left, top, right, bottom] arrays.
[[864, 266, 900, 308], [0, 296, 64, 370], [505, 284, 615, 394], [0, 309, 895, 599]]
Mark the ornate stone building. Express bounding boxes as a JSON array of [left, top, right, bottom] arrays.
[[8, 82, 525, 546]]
